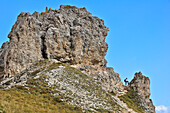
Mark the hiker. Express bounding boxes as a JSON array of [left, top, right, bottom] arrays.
[[124, 78, 129, 85]]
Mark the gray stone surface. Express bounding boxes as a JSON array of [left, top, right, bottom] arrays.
[[0, 5, 108, 77], [129, 72, 155, 113], [0, 5, 122, 95], [73, 64, 124, 94]]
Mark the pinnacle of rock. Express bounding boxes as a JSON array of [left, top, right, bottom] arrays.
[[0, 5, 108, 77], [129, 72, 155, 113]]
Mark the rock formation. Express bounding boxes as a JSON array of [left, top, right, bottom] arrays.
[[0, 5, 108, 77], [0, 5, 123, 94], [129, 72, 155, 113], [0, 5, 155, 113]]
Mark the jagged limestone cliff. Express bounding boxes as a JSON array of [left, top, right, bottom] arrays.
[[0, 5, 155, 113], [0, 5, 122, 95], [0, 5, 108, 77]]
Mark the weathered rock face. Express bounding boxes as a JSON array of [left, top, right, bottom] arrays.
[[0, 5, 155, 113], [0, 5, 108, 77], [0, 42, 9, 79], [73, 64, 124, 94], [129, 72, 155, 113]]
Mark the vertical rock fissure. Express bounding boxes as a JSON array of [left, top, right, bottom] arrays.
[[41, 35, 48, 59]]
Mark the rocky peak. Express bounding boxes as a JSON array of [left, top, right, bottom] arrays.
[[129, 72, 150, 98], [0, 5, 108, 77], [129, 72, 155, 113], [0, 5, 155, 113]]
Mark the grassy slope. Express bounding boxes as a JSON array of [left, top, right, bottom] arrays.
[[119, 89, 145, 113], [0, 86, 82, 113], [0, 60, 120, 113], [0, 61, 82, 113], [0, 59, 145, 113]]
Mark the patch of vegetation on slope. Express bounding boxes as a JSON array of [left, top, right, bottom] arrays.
[[119, 89, 145, 113], [0, 59, 123, 112], [0, 60, 82, 113], [0, 87, 82, 113]]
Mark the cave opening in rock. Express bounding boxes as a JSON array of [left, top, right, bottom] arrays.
[[41, 35, 48, 59]]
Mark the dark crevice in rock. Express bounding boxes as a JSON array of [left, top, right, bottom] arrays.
[[41, 35, 48, 59], [0, 64, 4, 81], [16, 33, 20, 42], [0, 67, 4, 76], [69, 37, 74, 50], [83, 39, 87, 54]]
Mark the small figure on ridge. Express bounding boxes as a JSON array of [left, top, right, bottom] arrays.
[[124, 78, 129, 85]]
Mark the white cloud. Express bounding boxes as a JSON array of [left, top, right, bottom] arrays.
[[156, 105, 170, 113], [156, 105, 168, 111]]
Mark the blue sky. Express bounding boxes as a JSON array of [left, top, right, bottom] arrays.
[[0, 0, 170, 112]]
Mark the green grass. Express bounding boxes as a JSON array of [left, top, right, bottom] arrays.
[[0, 62, 82, 113], [119, 89, 145, 113], [0, 88, 82, 113], [0, 79, 82, 113]]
